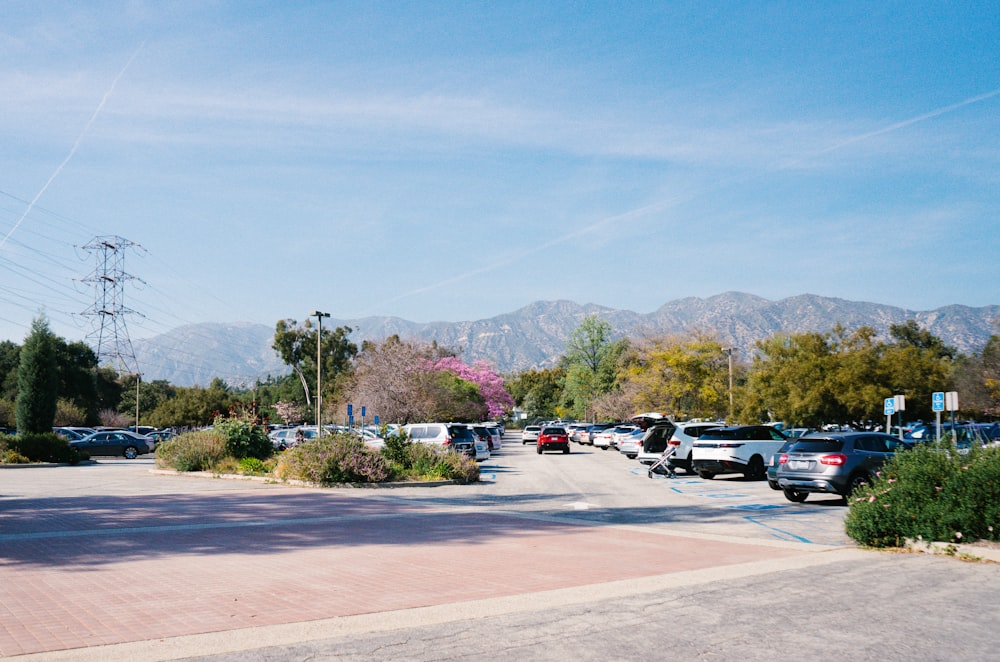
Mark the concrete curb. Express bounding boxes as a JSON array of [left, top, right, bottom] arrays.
[[905, 538, 1000, 563], [148, 468, 459, 489]]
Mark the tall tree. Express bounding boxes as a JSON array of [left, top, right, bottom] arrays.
[[625, 331, 735, 421], [272, 318, 357, 408], [559, 316, 626, 420], [16, 316, 59, 434], [506, 367, 566, 421]]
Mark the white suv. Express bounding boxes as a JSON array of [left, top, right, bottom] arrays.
[[691, 425, 789, 480], [662, 421, 725, 472]]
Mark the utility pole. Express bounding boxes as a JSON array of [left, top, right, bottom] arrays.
[[311, 311, 330, 436], [723, 347, 736, 422]]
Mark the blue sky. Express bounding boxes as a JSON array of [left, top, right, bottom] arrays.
[[1, 1, 998, 348]]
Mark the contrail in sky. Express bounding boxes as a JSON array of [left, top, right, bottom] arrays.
[[358, 85, 1000, 315], [0, 42, 145, 251]]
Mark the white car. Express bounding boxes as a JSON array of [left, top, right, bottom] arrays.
[[521, 425, 541, 445], [691, 425, 789, 480], [660, 421, 725, 472], [616, 429, 645, 459]]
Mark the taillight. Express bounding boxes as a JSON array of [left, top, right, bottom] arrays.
[[718, 443, 743, 448], [668, 440, 680, 446], [443, 436, 452, 447], [820, 454, 847, 466], [778, 454, 789, 464]]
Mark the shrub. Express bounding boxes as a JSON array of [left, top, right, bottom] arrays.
[[5, 432, 86, 464], [213, 414, 272, 460], [238, 457, 270, 475], [391, 442, 479, 483], [155, 430, 228, 472], [0, 434, 29, 464], [381, 429, 412, 466], [276, 433, 390, 485], [845, 440, 1000, 547]]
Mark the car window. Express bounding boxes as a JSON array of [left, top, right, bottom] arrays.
[[860, 435, 889, 453], [701, 429, 737, 440], [542, 427, 565, 435], [789, 439, 843, 453]]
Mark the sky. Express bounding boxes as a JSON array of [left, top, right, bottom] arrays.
[[1, 1, 999, 351]]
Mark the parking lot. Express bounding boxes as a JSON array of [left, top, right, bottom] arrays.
[[2, 435, 999, 660]]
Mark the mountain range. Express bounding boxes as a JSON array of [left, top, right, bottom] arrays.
[[132, 292, 1000, 387]]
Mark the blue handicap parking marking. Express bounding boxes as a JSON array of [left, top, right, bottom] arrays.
[[726, 503, 787, 511], [701, 493, 748, 499]]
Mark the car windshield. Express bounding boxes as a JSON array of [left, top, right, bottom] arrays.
[[789, 439, 843, 453], [542, 427, 565, 435], [699, 429, 738, 440]]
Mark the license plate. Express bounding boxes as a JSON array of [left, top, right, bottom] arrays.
[[789, 460, 809, 470]]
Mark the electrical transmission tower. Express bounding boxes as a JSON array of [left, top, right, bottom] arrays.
[[82, 235, 144, 375]]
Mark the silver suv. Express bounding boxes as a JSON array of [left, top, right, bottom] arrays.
[[775, 432, 911, 503]]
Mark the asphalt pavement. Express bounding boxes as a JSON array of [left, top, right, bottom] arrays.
[[2, 436, 999, 660]]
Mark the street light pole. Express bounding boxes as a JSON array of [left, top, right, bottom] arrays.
[[311, 310, 330, 436], [723, 347, 736, 422]]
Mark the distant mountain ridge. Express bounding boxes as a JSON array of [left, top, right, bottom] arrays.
[[133, 292, 999, 387]]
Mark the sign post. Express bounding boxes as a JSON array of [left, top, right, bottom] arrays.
[[894, 394, 906, 440], [884, 397, 895, 434], [945, 391, 959, 438], [932, 391, 945, 441]]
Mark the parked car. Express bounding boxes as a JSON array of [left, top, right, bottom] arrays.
[[481, 424, 503, 451], [766, 439, 796, 490], [521, 425, 542, 445], [691, 425, 788, 480], [270, 426, 319, 450], [69, 430, 154, 459], [403, 423, 478, 459], [776, 432, 912, 502], [609, 425, 640, 449], [616, 428, 646, 459], [592, 427, 617, 450], [662, 421, 725, 473], [537, 426, 570, 454], [635, 420, 678, 466]]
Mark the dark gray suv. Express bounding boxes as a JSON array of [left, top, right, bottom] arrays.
[[775, 432, 911, 503]]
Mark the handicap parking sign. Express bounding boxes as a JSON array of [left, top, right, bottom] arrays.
[[932, 392, 945, 412], [884, 397, 895, 415]]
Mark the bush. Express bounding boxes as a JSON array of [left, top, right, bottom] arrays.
[[155, 430, 229, 472], [2, 432, 86, 464], [845, 440, 1000, 547], [213, 415, 272, 460], [390, 442, 480, 483], [276, 433, 390, 485]]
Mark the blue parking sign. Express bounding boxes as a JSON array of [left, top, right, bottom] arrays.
[[932, 392, 945, 412], [884, 397, 895, 415]]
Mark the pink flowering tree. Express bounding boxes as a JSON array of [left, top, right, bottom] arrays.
[[427, 357, 514, 420]]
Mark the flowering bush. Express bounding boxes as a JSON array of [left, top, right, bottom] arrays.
[[845, 440, 1000, 547], [276, 433, 390, 485], [427, 357, 514, 419]]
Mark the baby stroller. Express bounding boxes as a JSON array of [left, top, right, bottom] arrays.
[[647, 445, 678, 479]]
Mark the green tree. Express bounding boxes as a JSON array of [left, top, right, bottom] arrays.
[[15, 316, 59, 434], [559, 316, 626, 420], [506, 367, 566, 421], [625, 332, 735, 421], [741, 331, 843, 427], [272, 318, 357, 411]]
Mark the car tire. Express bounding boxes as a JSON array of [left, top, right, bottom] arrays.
[[783, 488, 808, 503], [697, 470, 715, 480], [843, 473, 870, 497], [563, 448, 569, 454], [744, 455, 765, 481], [536, 445, 543, 454], [123, 446, 138, 460]]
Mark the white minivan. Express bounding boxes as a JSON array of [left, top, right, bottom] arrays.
[[691, 425, 789, 480]]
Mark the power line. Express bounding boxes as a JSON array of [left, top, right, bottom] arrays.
[[81, 236, 144, 375]]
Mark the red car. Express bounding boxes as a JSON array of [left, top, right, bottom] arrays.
[[537, 426, 570, 455]]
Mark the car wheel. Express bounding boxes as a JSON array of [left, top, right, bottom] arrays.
[[563, 448, 569, 454], [536, 445, 543, 454], [697, 470, 715, 480], [744, 455, 765, 481], [685, 453, 697, 475], [844, 473, 870, 497], [123, 446, 138, 459], [767, 480, 780, 491], [783, 488, 808, 503]]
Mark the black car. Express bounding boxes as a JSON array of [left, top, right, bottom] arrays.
[[775, 432, 911, 502], [69, 430, 155, 459]]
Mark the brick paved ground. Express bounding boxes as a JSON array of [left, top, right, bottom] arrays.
[[0, 484, 810, 657]]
